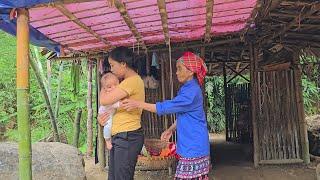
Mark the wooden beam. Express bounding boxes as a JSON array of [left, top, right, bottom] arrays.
[[261, 2, 320, 44], [285, 32, 320, 40], [114, 0, 147, 50], [157, 0, 170, 44], [270, 12, 320, 19], [52, 54, 106, 61], [204, 0, 214, 42], [150, 38, 241, 52], [35, 0, 105, 8], [54, 3, 113, 48]]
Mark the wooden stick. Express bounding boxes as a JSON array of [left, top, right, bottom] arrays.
[[96, 59, 106, 168], [73, 109, 82, 148], [86, 60, 94, 157], [260, 2, 320, 44], [223, 63, 228, 141], [114, 0, 147, 50], [204, 0, 214, 42], [55, 3, 113, 48], [157, 0, 170, 44]]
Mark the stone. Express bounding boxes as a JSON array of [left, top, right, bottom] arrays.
[[0, 142, 86, 180]]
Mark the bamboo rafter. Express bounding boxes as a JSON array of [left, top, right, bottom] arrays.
[[54, 3, 113, 49], [260, 2, 320, 44], [114, 0, 147, 50], [204, 0, 214, 42], [157, 0, 170, 45]]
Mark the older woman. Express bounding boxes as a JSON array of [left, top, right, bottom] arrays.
[[122, 52, 210, 180], [98, 46, 145, 180]]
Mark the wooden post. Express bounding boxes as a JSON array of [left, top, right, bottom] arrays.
[[16, 8, 32, 180], [249, 43, 260, 167], [86, 60, 94, 157], [293, 51, 310, 164], [96, 59, 106, 168], [73, 109, 82, 148], [223, 63, 228, 141]]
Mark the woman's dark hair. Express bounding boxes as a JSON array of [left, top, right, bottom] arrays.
[[109, 46, 138, 71]]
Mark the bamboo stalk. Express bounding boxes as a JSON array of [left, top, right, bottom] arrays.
[[157, 0, 170, 44], [223, 63, 228, 141], [96, 59, 106, 168], [33, 47, 49, 94], [114, 0, 147, 50], [86, 60, 94, 157], [204, 0, 214, 42], [55, 3, 113, 48], [47, 59, 52, 105], [54, 61, 64, 120], [16, 8, 32, 180], [73, 109, 82, 147], [30, 53, 60, 142]]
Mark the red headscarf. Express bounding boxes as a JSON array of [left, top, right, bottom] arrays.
[[177, 52, 207, 86]]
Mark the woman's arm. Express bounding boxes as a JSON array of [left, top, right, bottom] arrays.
[[100, 87, 128, 105], [121, 99, 156, 113], [122, 90, 196, 115]]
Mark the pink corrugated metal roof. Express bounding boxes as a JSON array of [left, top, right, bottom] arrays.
[[29, 0, 257, 52]]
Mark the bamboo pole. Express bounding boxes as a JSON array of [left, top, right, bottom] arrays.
[[86, 60, 94, 157], [249, 43, 260, 167], [96, 59, 106, 168], [73, 109, 82, 148], [55, 3, 113, 48], [157, 0, 170, 44], [47, 59, 52, 105], [16, 8, 32, 180], [30, 53, 60, 142], [33, 47, 49, 94], [223, 63, 228, 141], [54, 61, 64, 120], [293, 52, 310, 164], [204, 0, 214, 42], [114, 0, 147, 50]]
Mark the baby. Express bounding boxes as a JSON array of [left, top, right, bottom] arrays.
[[99, 73, 120, 150]]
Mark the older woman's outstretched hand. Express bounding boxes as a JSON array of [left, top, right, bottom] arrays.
[[121, 99, 141, 111]]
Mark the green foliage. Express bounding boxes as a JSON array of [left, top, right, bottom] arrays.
[[300, 54, 320, 115], [205, 76, 225, 133], [0, 30, 97, 152]]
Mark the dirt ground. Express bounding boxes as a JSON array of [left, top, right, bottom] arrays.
[[85, 134, 318, 180]]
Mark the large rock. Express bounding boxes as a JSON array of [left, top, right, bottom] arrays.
[[0, 142, 86, 180]]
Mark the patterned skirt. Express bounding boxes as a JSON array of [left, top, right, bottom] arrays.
[[174, 156, 210, 180]]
